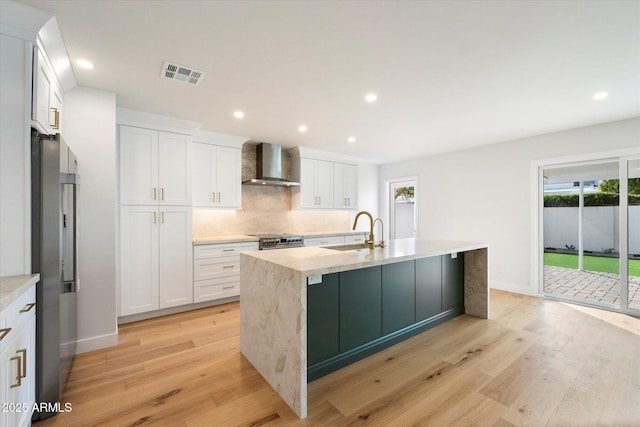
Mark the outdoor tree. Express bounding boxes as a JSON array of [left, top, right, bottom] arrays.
[[394, 187, 415, 203], [598, 178, 640, 195]]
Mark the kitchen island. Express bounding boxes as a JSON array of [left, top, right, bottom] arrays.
[[240, 239, 488, 419]]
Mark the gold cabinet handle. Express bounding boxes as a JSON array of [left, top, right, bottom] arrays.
[[222, 285, 235, 290], [217, 192, 221, 203], [223, 265, 235, 269], [222, 249, 235, 252], [0, 327, 11, 341], [17, 349, 27, 378], [160, 211, 165, 224], [50, 107, 60, 129], [20, 302, 36, 313], [10, 356, 21, 388], [212, 192, 215, 203], [153, 188, 157, 200], [161, 188, 165, 200]]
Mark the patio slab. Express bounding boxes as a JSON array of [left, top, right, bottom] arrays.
[[544, 265, 640, 310]]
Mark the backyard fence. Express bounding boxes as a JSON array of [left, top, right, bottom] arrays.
[[544, 206, 640, 255]]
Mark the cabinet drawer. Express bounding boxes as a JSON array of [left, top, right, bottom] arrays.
[[194, 277, 240, 303], [344, 234, 366, 244], [194, 242, 258, 259], [1, 285, 36, 353], [305, 236, 344, 247], [194, 258, 240, 281]]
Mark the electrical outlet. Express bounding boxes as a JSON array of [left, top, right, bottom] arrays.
[[307, 275, 322, 285]]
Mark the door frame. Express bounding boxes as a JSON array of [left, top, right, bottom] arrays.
[[530, 147, 640, 315], [385, 176, 418, 240]]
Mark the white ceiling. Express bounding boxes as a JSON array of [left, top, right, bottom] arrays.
[[20, 0, 640, 164]]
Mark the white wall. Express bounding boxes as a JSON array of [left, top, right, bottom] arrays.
[[60, 87, 118, 352], [0, 33, 30, 276], [379, 117, 640, 295]]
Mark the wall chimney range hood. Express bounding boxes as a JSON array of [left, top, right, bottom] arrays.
[[242, 143, 300, 187]]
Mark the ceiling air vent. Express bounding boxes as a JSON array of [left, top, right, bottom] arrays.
[[161, 61, 205, 86]]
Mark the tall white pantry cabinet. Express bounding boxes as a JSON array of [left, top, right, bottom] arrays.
[[119, 125, 193, 316]]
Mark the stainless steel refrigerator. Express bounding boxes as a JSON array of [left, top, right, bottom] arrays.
[[31, 129, 79, 421]]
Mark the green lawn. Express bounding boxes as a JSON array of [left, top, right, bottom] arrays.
[[544, 252, 640, 276]]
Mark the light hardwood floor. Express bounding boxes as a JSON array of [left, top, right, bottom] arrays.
[[36, 290, 640, 426]]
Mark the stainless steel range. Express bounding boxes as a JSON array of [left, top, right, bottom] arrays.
[[250, 233, 304, 250]]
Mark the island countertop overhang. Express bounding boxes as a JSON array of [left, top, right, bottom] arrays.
[[239, 238, 488, 277]]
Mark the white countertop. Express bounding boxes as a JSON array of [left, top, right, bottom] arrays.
[[193, 235, 259, 245], [0, 274, 40, 311], [193, 230, 366, 245], [300, 230, 367, 238], [241, 238, 488, 276]]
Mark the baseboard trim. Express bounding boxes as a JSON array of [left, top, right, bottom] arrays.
[[75, 331, 118, 354], [490, 280, 535, 296], [117, 297, 239, 324]]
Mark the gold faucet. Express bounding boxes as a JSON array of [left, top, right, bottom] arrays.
[[373, 218, 384, 248], [353, 211, 375, 249]]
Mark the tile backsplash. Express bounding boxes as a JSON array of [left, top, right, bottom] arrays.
[[192, 144, 350, 237]]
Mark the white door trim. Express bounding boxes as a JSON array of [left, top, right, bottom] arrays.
[[385, 176, 418, 241], [530, 147, 640, 307]]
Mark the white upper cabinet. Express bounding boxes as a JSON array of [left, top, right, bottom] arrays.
[[119, 125, 191, 206], [192, 142, 241, 208], [290, 148, 358, 210], [333, 162, 358, 209], [158, 132, 192, 205], [294, 157, 334, 209], [120, 126, 158, 205], [32, 47, 63, 135]]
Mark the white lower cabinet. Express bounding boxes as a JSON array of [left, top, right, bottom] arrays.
[[305, 233, 367, 247], [344, 234, 367, 244], [1, 285, 36, 427], [193, 242, 258, 303], [120, 206, 193, 316], [304, 236, 345, 247]]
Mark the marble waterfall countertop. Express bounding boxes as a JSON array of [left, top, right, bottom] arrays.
[[240, 238, 488, 276], [240, 238, 489, 419], [0, 274, 40, 311]]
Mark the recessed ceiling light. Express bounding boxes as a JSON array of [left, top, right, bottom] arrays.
[[233, 110, 245, 119], [298, 125, 308, 133], [593, 91, 609, 100], [347, 136, 356, 143], [365, 93, 377, 103], [76, 59, 94, 69]]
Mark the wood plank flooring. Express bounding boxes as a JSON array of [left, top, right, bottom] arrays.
[[35, 290, 640, 426]]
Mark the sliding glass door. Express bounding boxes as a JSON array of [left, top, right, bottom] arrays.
[[542, 160, 621, 309], [624, 158, 640, 314], [539, 156, 639, 315]]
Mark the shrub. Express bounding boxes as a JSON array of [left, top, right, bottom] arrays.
[[544, 192, 640, 207]]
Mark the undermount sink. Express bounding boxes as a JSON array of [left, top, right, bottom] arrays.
[[323, 243, 371, 251]]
